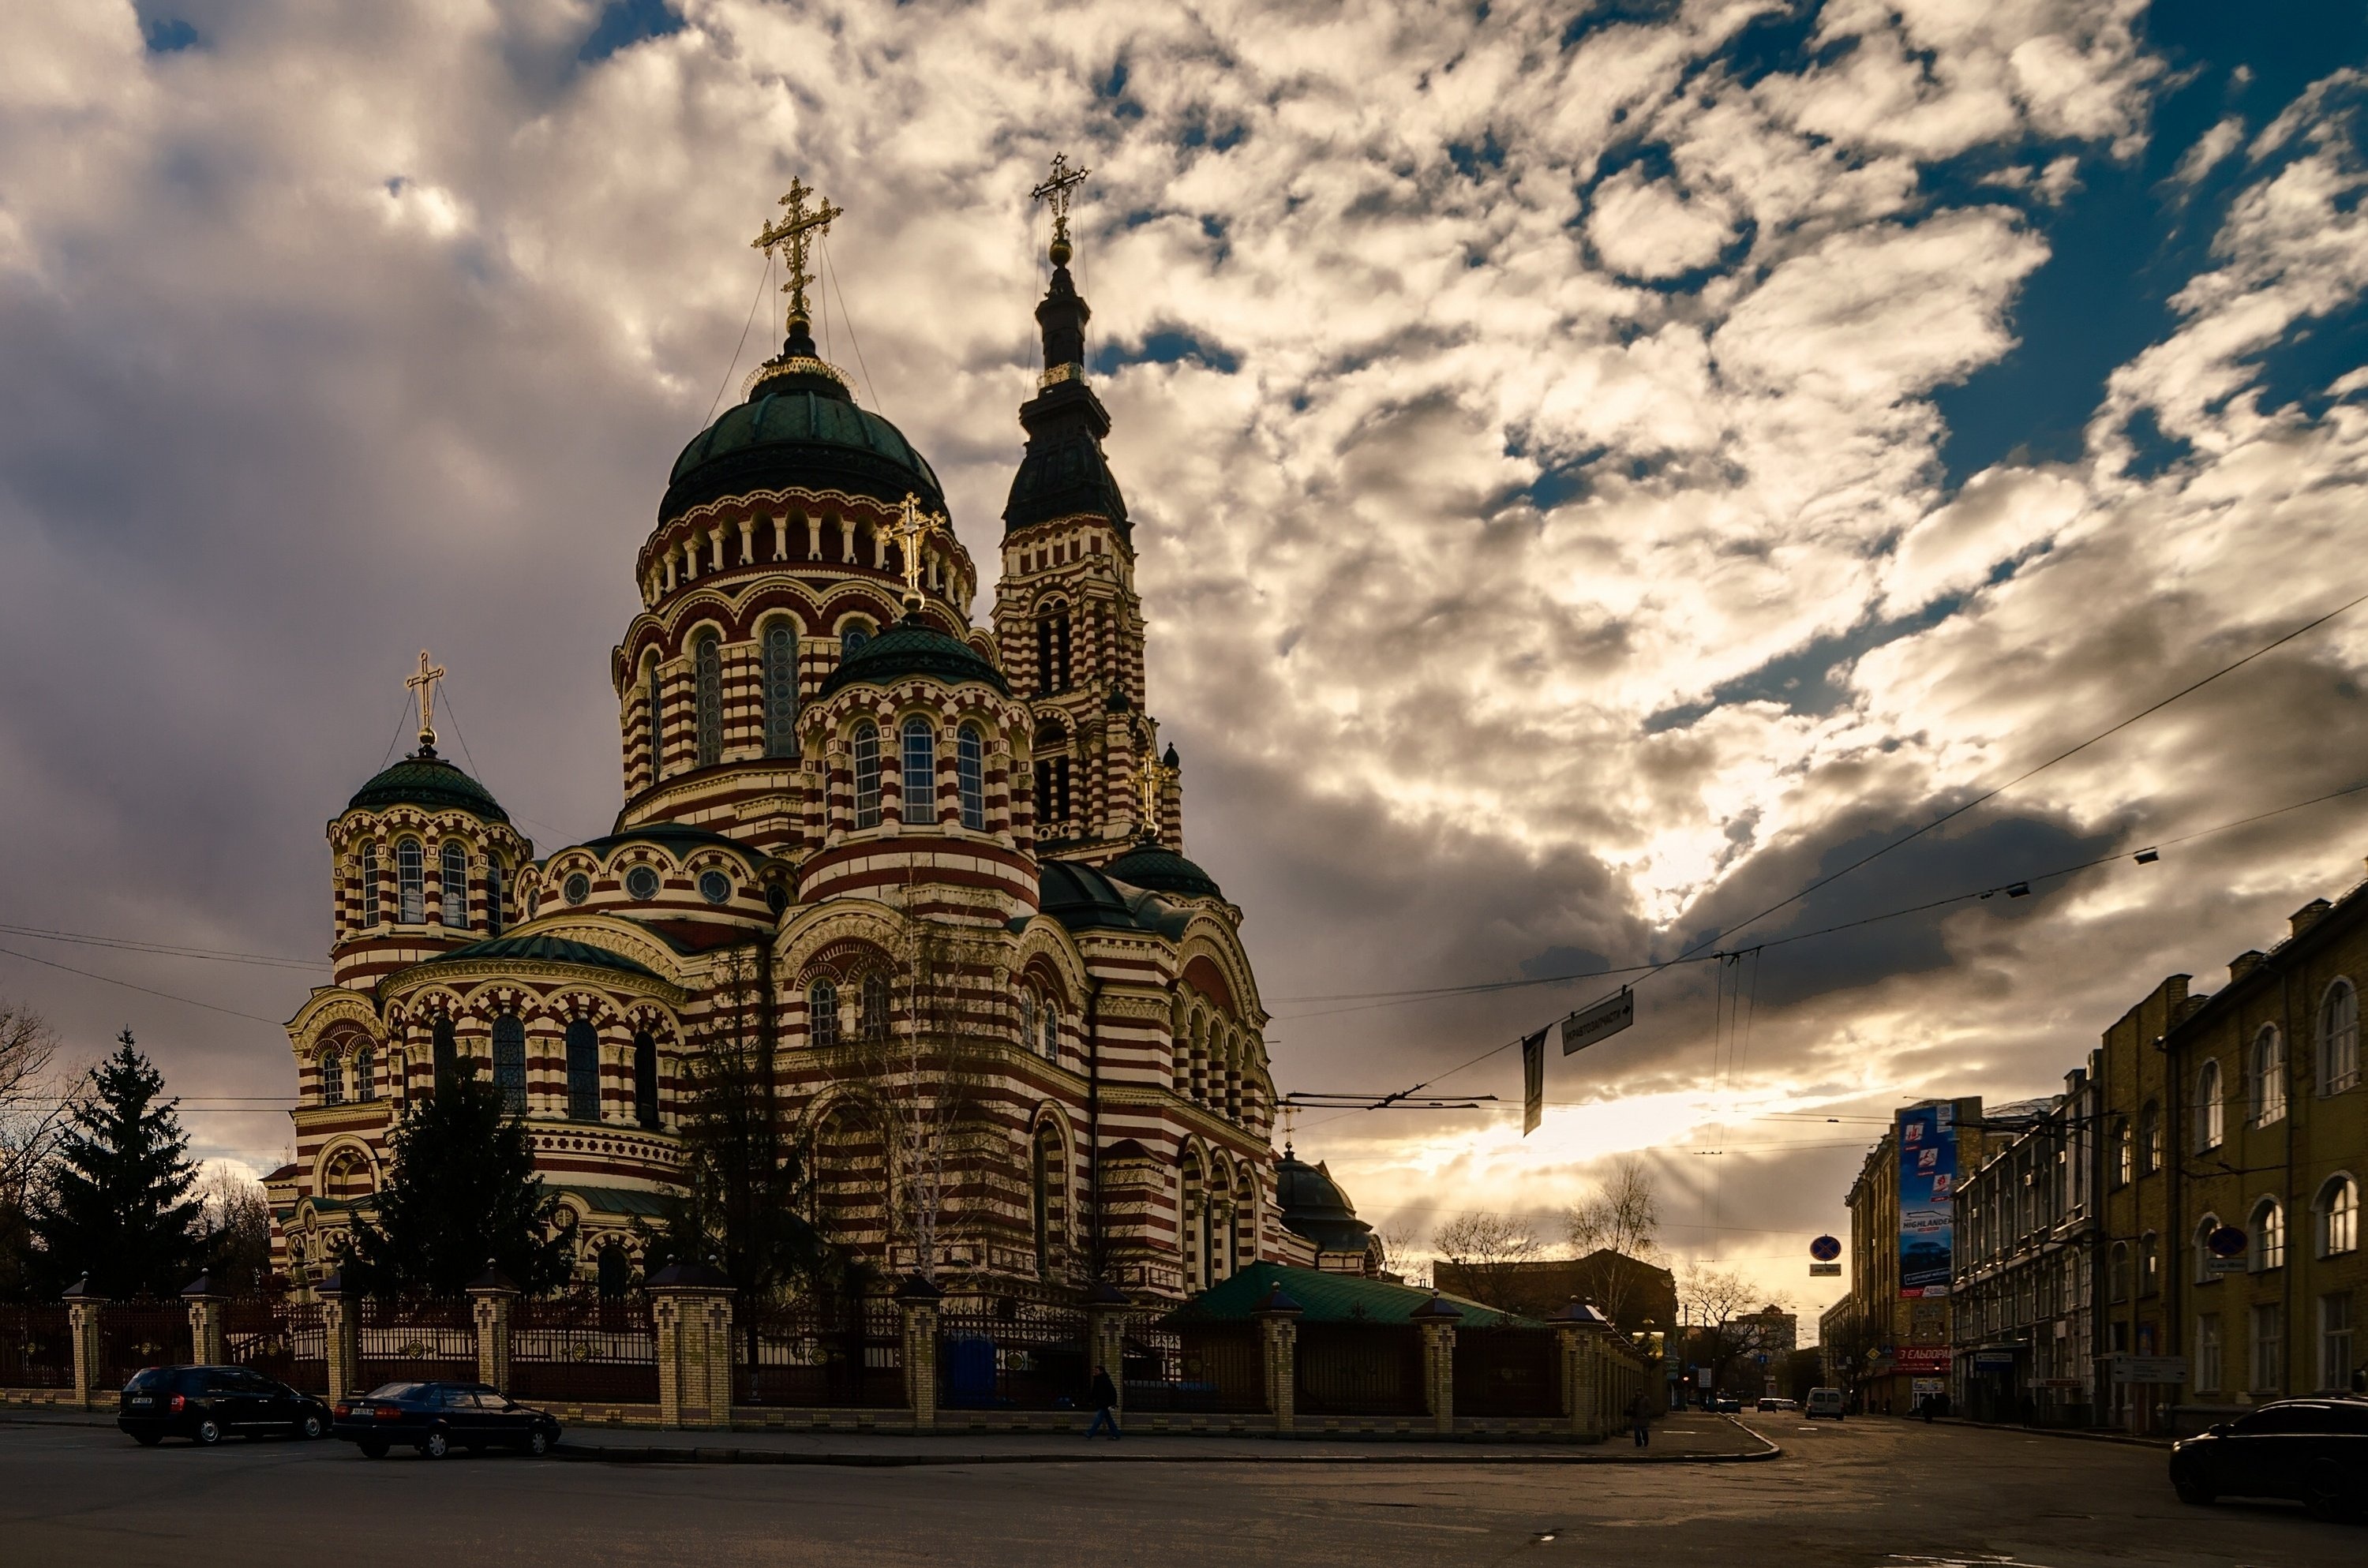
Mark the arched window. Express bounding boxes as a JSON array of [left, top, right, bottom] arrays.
[[493, 1016, 526, 1113], [2251, 1026, 2287, 1127], [694, 632, 722, 768], [1031, 1123, 1057, 1277], [2195, 1061, 2224, 1151], [2194, 1214, 2223, 1285], [1040, 1003, 1058, 1063], [358, 842, 380, 930], [566, 1019, 600, 1121], [431, 1017, 457, 1093], [2140, 1232, 2160, 1297], [320, 1049, 343, 1106], [632, 1031, 658, 1128], [1018, 992, 1036, 1053], [646, 657, 665, 782], [841, 621, 873, 662], [860, 971, 890, 1040], [2317, 1173, 2359, 1256], [957, 724, 985, 830], [807, 980, 839, 1050], [352, 1046, 375, 1102], [2108, 1241, 2130, 1303], [440, 840, 467, 928], [762, 620, 799, 758], [2322, 979, 2360, 1093], [2252, 1197, 2285, 1271], [598, 1244, 631, 1300], [2140, 1101, 2162, 1173], [2112, 1117, 2133, 1186], [485, 857, 506, 937], [852, 721, 882, 829], [901, 717, 935, 823], [1035, 604, 1070, 694], [395, 838, 425, 924]]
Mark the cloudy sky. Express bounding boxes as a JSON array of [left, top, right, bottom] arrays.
[[6, 1, 2368, 1320]]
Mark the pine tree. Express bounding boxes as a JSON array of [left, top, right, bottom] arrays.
[[29, 1031, 205, 1298], [353, 1059, 570, 1297]]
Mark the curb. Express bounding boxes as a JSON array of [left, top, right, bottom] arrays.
[[1928, 1416, 2171, 1450], [553, 1439, 1783, 1467]]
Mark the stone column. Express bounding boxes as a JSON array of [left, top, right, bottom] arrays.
[[466, 1264, 519, 1393], [1549, 1299, 1612, 1439], [62, 1278, 104, 1410], [649, 1260, 735, 1429], [318, 1271, 362, 1403], [181, 1274, 226, 1367], [1254, 1285, 1302, 1435], [1085, 1281, 1130, 1420], [897, 1274, 942, 1431], [1411, 1293, 1463, 1435]]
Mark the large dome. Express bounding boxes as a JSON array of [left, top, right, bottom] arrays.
[[346, 749, 508, 823], [1104, 840, 1222, 900], [1276, 1151, 1375, 1257], [661, 332, 944, 525]]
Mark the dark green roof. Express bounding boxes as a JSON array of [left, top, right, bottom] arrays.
[[663, 331, 943, 524], [577, 824, 767, 869], [346, 749, 508, 823], [816, 614, 1009, 698], [1040, 859, 1188, 937], [426, 933, 659, 980], [1276, 1152, 1375, 1257], [1105, 840, 1223, 901], [1166, 1263, 1538, 1327], [552, 1184, 674, 1218]]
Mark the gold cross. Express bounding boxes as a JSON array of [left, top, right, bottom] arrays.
[[405, 649, 446, 750], [1137, 749, 1168, 837], [1029, 152, 1091, 264], [751, 178, 844, 337], [893, 492, 940, 605]]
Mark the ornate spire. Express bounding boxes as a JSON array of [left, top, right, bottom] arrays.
[[1029, 152, 1091, 267], [405, 649, 446, 754], [1004, 155, 1127, 536], [751, 177, 842, 341]]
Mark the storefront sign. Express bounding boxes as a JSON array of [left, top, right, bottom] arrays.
[[1894, 1346, 1950, 1373]]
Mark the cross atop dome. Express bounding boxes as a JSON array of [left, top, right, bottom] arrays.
[[751, 177, 843, 338], [1029, 152, 1091, 266], [405, 649, 445, 753]]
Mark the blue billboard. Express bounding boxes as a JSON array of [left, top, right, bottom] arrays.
[[1897, 1102, 1957, 1297]]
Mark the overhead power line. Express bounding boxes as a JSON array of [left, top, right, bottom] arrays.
[[0, 943, 288, 1025], [0, 921, 320, 971]]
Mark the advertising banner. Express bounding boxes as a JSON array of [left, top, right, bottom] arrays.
[[1894, 1346, 1950, 1373], [1897, 1103, 1958, 1297]]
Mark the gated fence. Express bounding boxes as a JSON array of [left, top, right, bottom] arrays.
[[1452, 1326, 1561, 1417], [938, 1304, 1091, 1410], [224, 1297, 328, 1394], [735, 1298, 904, 1408], [510, 1295, 659, 1405], [356, 1297, 475, 1390], [97, 1300, 193, 1391], [0, 1304, 74, 1389], [1295, 1322, 1429, 1416], [1122, 1323, 1265, 1413]]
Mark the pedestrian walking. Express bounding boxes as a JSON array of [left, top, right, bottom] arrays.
[[1085, 1367, 1121, 1440], [1627, 1390, 1651, 1448]]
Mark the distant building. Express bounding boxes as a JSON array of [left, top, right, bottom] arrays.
[[1739, 1304, 1797, 1359], [1841, 1098, 1992, 1414], [1433, 1249, 1677, 1335]]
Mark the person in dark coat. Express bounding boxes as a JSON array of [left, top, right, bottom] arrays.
[[1627, 1390, 1651, 1447], [1085, 1367, 1120, 1439]]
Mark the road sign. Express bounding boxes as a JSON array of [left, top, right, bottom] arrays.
[[2111, 1356, 2187, 1384], [1809, 1262, 1842, 1277], [2207, 1225, 2247, 1258], [1561, 987, 1634, 1055], [1810, 1234, 1842, 1262]]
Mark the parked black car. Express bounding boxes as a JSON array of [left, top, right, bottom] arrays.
[[118, 1365, 333, 1446], [332, 1381, 562, 1459], [2169, 1398, 2368, 1521]]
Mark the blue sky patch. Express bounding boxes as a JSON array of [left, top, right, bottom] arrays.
[[579, 0, 682, 65], [142, 17, 202, 53], [1092, 329, 1241, 377]]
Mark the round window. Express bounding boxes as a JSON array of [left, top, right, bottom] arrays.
[[625, 866, 660, 900], [563, 872, 591, 905], [699, 870, 733, 904]]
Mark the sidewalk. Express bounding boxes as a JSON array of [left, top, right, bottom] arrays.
[[1926, 1413, 2171, 1449]]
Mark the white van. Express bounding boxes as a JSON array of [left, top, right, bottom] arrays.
[[1805, 1387, 1846, 1420]]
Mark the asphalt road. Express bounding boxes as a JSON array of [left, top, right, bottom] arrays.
[[0, 1412, 2354, 1567]]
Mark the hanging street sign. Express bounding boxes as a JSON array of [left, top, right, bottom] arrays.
[[1561, 987, 1634, 1055], [2205, 1225, 2249, 1274], [1809, 1262, 1842, 1277], [1810, 1234, 1842, 1262], [1520, 1027, 1548, 1135]]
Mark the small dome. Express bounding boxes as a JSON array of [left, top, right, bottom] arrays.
[[1039, 859, 1186, 936], [427, 932, 658, 980], [816, 615, 1010, 698], [346, 750, 508, 823], [1276, 1150, 1376, 1258], [1103, 841, 1222, 901]]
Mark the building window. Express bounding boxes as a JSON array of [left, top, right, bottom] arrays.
[[860, 972, 890, 1040], [807, 980, 838, 1050], [2141, 1233, 2160, 1297], [440, 840, 467, 928], [2194, 1313, 2223, 1394], [957, 724, 985, 830], [2194, 1060, 2224, 1151], [566, 1019, 600, 1121], [762, 620, 799, 758], [901, 717, 935, 823], [2251, 1025, 2287, 1127], [359, 842, 380, 929], [485, 857, 506, 937], [2108, 1241, 2130, 1304], [2251, 1302, 2284, 1394], [598, 1245, 630, 1300], [625, 865, 659, 900], [2112, 1117, 2132, 1186], [2317, 1173, 2359, 1257], [493, 1016, 526, 1113], [1019, 991, 1036, 1053], [2194, 1214, 2222, 1285], [632, 1031, 658, 1128], [646, 658, 664, 782], [2322, 979, 2361, 1093], [841, 622, 872, 661], [1036, 606, 1070, 694], [353, 1046, 375, 1102], [2321, 1293, 2355, 1394], [694, 633, 722, 768], [1040, 1004, 1059, 1062], [320, 1050, 343, 1106], [2253, 1198, 2286, 1271], [852, 722, 882, 829], [395, 838, 425, 924]]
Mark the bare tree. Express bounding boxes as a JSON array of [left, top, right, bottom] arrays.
[[1562, 1156, 1663, 1325], [1433, 1211, 1543, 1312], [1679, 1263, 1785, 1394], [1374, 1225, 1426, 1286], [198, 1164, 274, 1296], [0, 996, 62, 1191]]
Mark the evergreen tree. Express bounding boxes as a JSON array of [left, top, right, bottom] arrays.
[[29, 1031, 205, 1298], [353, 1059, 570, 1297]]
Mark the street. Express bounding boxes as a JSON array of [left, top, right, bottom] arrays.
[[0, 1412, 2354, 1567]]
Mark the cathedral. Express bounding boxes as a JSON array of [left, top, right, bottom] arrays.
[[268, 171, 1288, 1305]]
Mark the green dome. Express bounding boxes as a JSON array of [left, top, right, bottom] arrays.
[[346, 749, 508, 823], [816, 615, 1009, 698], [661, 332, 944, 523], [1106, 840, 1223, 900]]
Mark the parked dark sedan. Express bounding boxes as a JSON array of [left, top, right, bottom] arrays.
[[118, 1365, 333, 1446], [2170, 1398, 2368, 1521], [332, 1381, 562, 1459]]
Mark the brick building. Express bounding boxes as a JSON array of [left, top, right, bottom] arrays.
[[1836, 1098, 1989, 1413]]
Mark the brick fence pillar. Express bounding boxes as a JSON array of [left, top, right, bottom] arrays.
[[897, 1273, 942, 1431], [181, 1274, 226, 1367], [62, 1277, 104, 1410], [1411, 1293, 1462, 1435], [1254, 1284, 1302, 1435], [466, 1263, 519, 1393], [649, 1260, 734, 1429], [1549, 1299, 1613, 1439], [317, 1270, 362, 1402], [1085, 1280, 1130, 1421]]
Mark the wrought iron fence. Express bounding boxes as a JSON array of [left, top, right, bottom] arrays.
[[735, 1297, 904, 1409], [510, 1295, 658, 1405], [937, 1304, 1090, 1411], [1122, 1323, 1265, 1413], [0, 1304, 74, 1388], [99, 1301, 193, 1392], [225, 1297, 328, 1394], [1295, 1322, 1428, 1416], [355, 1297, 474, 1390], [1453, 1326, 1561, 1417]]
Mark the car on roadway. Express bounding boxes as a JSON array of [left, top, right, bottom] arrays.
[[1756, 1396, 1798, 1412], [1710, 1394, 1744, 1413], [332, 1381, 563, 1460], [2168, 1397, 2368, 1521], [1804, 1387, 1846, 1420], [118, 1365, 334, 1446]]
